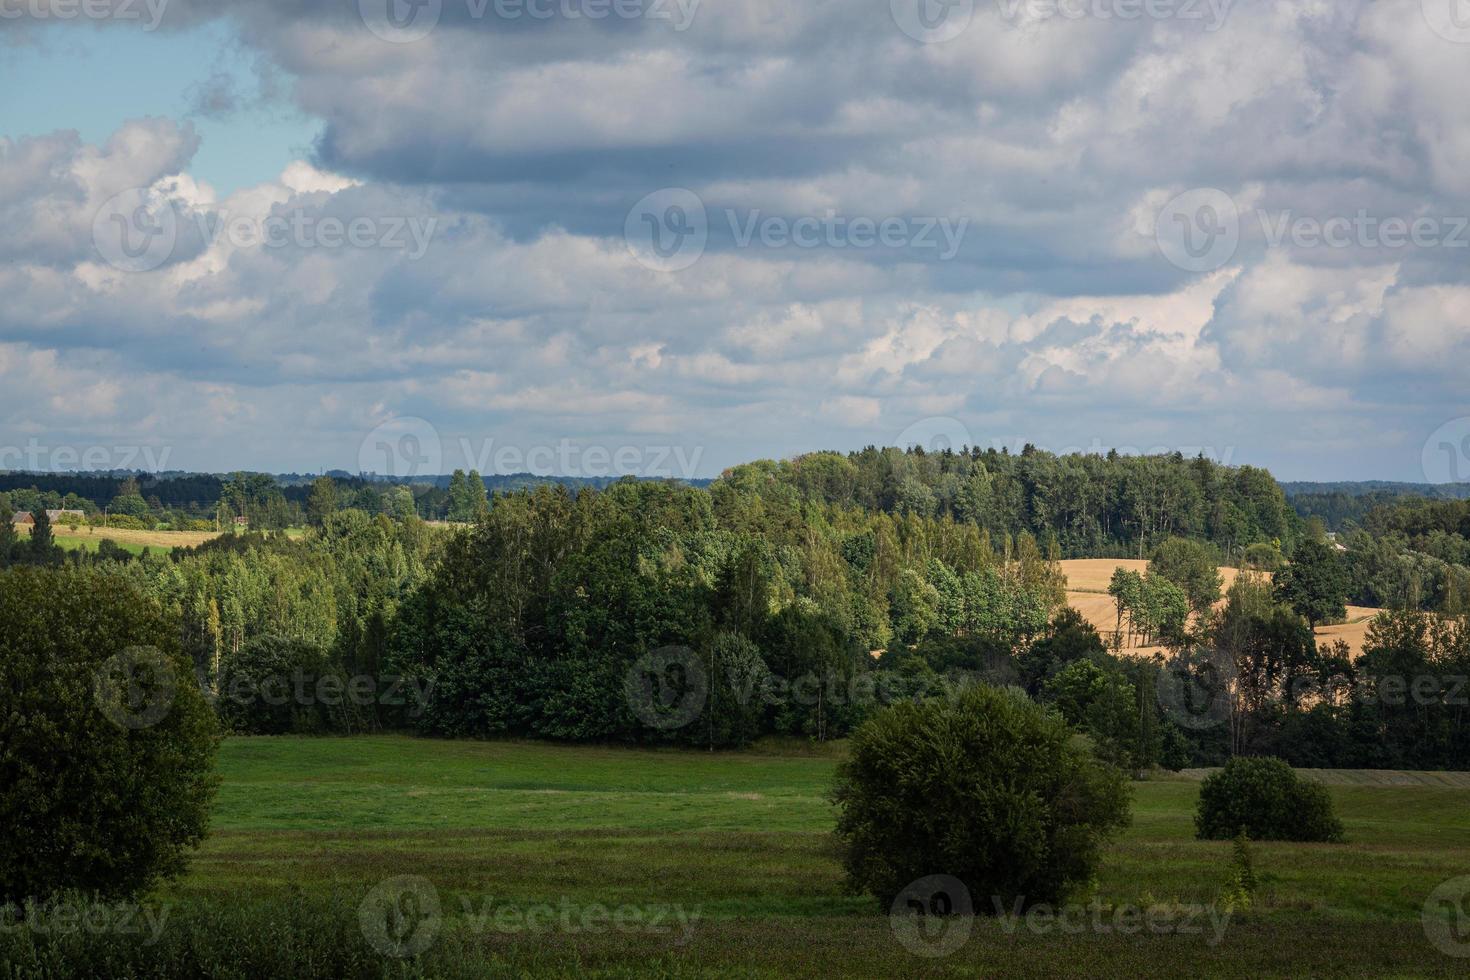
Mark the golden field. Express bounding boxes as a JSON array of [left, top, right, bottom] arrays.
[[1057, 558, 1380, 660]]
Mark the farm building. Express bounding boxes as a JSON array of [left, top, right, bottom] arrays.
[[11, 512, 34, 527]]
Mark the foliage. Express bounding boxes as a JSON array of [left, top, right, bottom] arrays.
[[1107, 569, 1189, 648], [0, 566, 218, 905], [1195, 756, 1344, 843], [0, 502, 17, 566], [446, 469, 490, 523], [28, 508, 59, 564], [832, 685, 1131, 911], [1041, 659, 1149, 772], [216, 634, 357, 735], [1243, 541, 1284, 572], [1149, 537, 1224, 615], [388, 480, 1067, 746], [728, 447, 1295, 559], [1217, 830, 1259, 912], [1274, 537, 1349, 629], [1215, 573, 1319, 719], [306, 476, 339, 528], [1017, 608, 1109, 692]]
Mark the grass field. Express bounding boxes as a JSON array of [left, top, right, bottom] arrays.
[[16, 524, 309, 554], [18, 524, 223, 553], [134, 736, 1470, 977]]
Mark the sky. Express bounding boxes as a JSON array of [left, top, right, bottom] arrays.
[[2, 0, 1469, 482]]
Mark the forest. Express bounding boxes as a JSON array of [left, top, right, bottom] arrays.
[[2, 447, 1467, 771]]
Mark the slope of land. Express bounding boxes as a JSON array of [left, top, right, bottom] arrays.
[[1058, 559, 1380, 660]]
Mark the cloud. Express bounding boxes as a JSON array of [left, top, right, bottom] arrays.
[[2, 2, 1469, 479]]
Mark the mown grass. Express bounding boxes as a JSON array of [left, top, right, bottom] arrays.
[[66, 736, 1445, 977]]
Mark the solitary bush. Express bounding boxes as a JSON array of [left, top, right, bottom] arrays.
[[0, 566, 218, 905], [832, 684, 1131, 912], [1195, 756, 1344, 843]]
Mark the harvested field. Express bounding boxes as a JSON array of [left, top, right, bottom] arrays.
[[1058, 559, 1380, 660]]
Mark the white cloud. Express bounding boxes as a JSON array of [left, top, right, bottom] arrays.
[[2, 2, 1470, 479]]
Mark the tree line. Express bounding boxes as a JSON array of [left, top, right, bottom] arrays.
[[4, 453, 1467, 770]]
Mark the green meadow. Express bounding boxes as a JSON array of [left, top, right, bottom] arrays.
[[132, 736, 1470, 977]]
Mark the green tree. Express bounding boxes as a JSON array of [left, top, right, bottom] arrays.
[[1108, 568, 1144, 647], [1140, 573, 1191, 647], [109, 476, 153, 521], [1017, 607, 1108, 693], [0, 502, 16, 567], [1041, 659, 1148, 771], [447, 469, 488, 522], [1275, 538, 1349, 630], [465, 470, 490, 519], [833, 685, 1131, 912], [1195, 756, 1343, 843], [217, 635, 347, 735], [27, 508, 57, 564], [889, 568, 940, 645], [305, 476, 339, 528], [1150, 537, 1223, 616], [694, 632, 771, 750], [389, 485, 418, 521], [0, 566, 219, 904]]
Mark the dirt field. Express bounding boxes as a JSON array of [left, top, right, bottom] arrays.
[[1058, 559, 1379, 660], [1313, 605, 1381, 658]]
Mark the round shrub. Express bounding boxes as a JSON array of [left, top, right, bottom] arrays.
[[0, 566, 219, 905], [832, 684, 1132, 912], [1195, 756, 1344, 842]]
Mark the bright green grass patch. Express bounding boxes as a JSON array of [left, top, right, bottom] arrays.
[[49, 532, 150, 555]]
